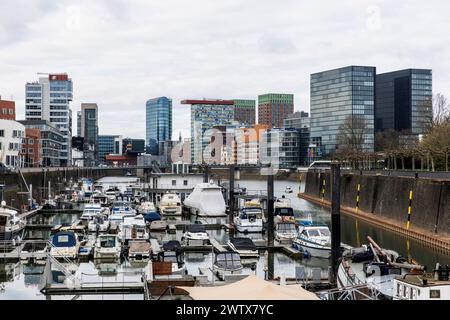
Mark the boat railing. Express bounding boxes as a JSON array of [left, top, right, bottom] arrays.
[[318, 283, 381, 300], [79, 269, 145, 288], [46, 240, 78, 266]]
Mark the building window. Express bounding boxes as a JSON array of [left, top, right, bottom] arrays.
[[0, 130, 3, 137], [9, 109, 14, 115], [2, 108, 7, 114], [183, 180, 188, 186], [29, 139, 34, 144], [9, 143, 14, 151], [29, 148, 34, 154], [172, 180, 176, 186]]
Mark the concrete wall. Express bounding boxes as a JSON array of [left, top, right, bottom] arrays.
[[304, 171, 450, 237]]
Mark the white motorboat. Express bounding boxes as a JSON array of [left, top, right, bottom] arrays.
[[0, 201, 26, 243], [275, 222, 297, 244], [94, 234, 122, 260], [81, 179, 94, 198], [80, 203, 103, 225], [137, 201, 156, 214], [181, 224, 210, 246], [273, 196, 295, 224], [234, 207, 263, 233], [91, 191, 110, 207], [105, 187, 120, 201], [128, 240, 152, 261], [20, 241, 48, 264], [393, 264, 450, 300], [50, 231, 80, 259], [157, 240, 186, 275], [227, 237, 258, 258], [118, 215, 149, 244], [158, 192, 182, 216], [285, 185, 293, 193], [213, 252, 243, 278], [293, 221, 331, 258], [87, 214, 110, 233], [109, 201, 137, 230], [183, 181, 226, 216]]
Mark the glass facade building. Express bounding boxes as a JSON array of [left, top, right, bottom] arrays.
[[181, 99, 235, 164], [146, 97, 172, 155], [80, 103, 98, 163], [260, 128, 300, 169], [233, 99, 256, 126], [310, 66, 376, 156], [98, 135, 122, 164], [375, 69, 432, 135]]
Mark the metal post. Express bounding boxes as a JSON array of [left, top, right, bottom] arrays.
[[267, 173, 274, 247], [203, 165, 209, 183], [229, 165, 235, 228], [330, 162, 341, 287]]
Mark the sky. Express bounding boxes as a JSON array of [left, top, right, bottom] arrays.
[[1, 0, 450, 140]]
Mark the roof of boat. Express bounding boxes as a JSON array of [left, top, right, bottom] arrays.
[[0, 207, 19, 216], [229, 238, 256, 250], [184, 224, 206, 233], [195, 182, 222, 189], [163, 240, 182, 251]]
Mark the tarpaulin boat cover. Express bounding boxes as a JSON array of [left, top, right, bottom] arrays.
[[178, 274, 319, 300], [144, 212, 161, 222], [163, 240, 182, 251], [229, 238, 256, 251], [52, 231, 76, 247]]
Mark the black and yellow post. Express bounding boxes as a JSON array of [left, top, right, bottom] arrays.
[[355, 183, 361, 213], [321, 179, 326, 202], [406, 190, 413, 230]]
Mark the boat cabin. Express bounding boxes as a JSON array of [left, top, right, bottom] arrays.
[[214, 252, 243, 272]]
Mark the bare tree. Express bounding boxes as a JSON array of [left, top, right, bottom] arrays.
[[336, 115, 370, 154], [375, 129, 400, 152], [423, 93, 450, 133]]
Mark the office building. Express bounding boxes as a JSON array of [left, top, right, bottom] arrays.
[[0, 119, 25, 168], [98, 135, 123, 163], [258, 93, 294, 128], [0, 97, 16, 120], [21, 128, 41, 168], [283, 111, 309, 129], [181, 99, 235, 164], [77, 111, 81, 137], [146, 97, 172, 155], [25, 74, 73, 166], [235, 124, 269, 165], [80, 103, 99, 165], [376, 69, 432, 135], [310, 66, 376, 156], [233, 99, 256, 126], [19, 120, 64, 167], [260, 128, 300, 169]]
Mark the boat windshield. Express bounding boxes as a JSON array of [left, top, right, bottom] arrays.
[[52, 233, 76, 247], [275, 207, 294, 217], [277, 223, 296, 232], [100, 236, 116, 248], [215, 253, 242, 270], [307, 229, 321, 237], [318, 228, 330, 237], [186, 225, 206, 233]]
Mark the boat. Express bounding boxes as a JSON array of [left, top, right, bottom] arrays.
[[42, 199, 58, 210], [158, 192, 182, 216], [393, 264, 450, 300], [183, 181, 226, 216], [338, 236, 424, 299], [137, 201, 156, 214], [20, 241, 48, 264], [87, 213, 110, 233], [108, 201, 137, 230], [234, 206, 263, 233], [156, 240, 186, 275], [80, 203, 103, 225], [50, 231, 80, 259], [105, 187, 120, 201], [213, 252, 243, 278], [81, 179, 94, 198], [293, 221, 331, 258], [227, 237, 258, 258], [181, 224, 210, 246], [94, 234, 122, 260], [0, 201, 26, 243], [118, 215, 149, 244], [285, 185, 293, 193], [275, 222, 297, 244], [273, 196, 295, 224], [128, 240, 152, 261], [91, 190, 110, 207], [142, 211, 167, 231]]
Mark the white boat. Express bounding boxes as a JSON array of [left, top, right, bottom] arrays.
[[0, 201, 26, 243], [109, 201, 137, 230], [128, 240, 152, 261], [227, 237, 258, 258], [80, 203, 103, 225], [118, 215, 149, 244], [213, 252, 243, 278], [393, 264, 450, 300], [137, 201, 156, 214], [91, 191, 110, 207], [273, 196, 295, 224], [293, 222, 331, 258], [285, 185, 293, 193], [50, 231, 80, 259], [158, 192, 182, 216], [20, 241, 48, 264], [181, 224, 210, 246], [87, 213, 110, 233], [81, 179, 94, 198], [105, 188, 120, 201], [183, 181, 226, 216], [157, 240, 186, 275], [94, 234, 122, 260], [149, 219, 167, 232], [234, 207, 263, 233], [275, 222, 297, 244]]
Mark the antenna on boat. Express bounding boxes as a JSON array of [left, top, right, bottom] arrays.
[[1, 200, 5, 207]]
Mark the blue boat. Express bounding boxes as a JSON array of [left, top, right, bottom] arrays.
[[143, 211, 161, 224]]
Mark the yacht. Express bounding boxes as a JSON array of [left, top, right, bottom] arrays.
[[181, 224, 210, 246], [91, 191, 109, 207], [50, 231, 80, 259], [273, 196, 295, 224], [80, 203, 103, 225], [81, 179, 94, 198], [285, 185, 293, 193], [105, 187, 120, 201], [109, 201, 137, 230], [118, 215, 149, 244], [157, 240, 186, 275], [0, 201, 26, 243], [293, 221, 331, 258], [234, 206, 263, 233], [128, 240, 152, 261], [158, 192, 182, 216], [275, 222, 298, 244], [213, 252, 243, 278], [183, 181, 226, 216], [94, 234, 122, 260], [87, 213, 110, 233], [137, 201, 156, 214], [227, 237, 258, 258]]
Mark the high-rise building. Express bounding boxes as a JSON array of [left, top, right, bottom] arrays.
[[283, 111, 309, 129], [25, 74, 73, 166], [0, 96, 16, 120], [376, 69, 432, 135], [310, 66, 376, 156], [260, 128, 300, 169], [18, 120, 64, 167], [146, 97, 172, 155], [235, 124, 269, 165], [77, 111, 81, 137], [122, 138, 145, 155], [98, 135, 122, 164], [181, 99, 235, 164], [258, 93, 294, 128], [233, 99, 256, 126], [80, 103, 99, 164]]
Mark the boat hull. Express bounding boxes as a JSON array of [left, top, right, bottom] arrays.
[[293, 238, 331, 258]]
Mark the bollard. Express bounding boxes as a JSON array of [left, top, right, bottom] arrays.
[[355, 183, 361, 213], [321, 179, 326, 202], [406, 190, 413, 230], [330, 163, 341, 287]]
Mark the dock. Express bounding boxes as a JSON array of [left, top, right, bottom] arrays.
[[41, 281, 144, 295], [18, 206, 42, 219]]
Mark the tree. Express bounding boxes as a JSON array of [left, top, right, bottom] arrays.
[[336, 115, 370, 154], [375, 129, 400, 152], [420, 121, 450, 171], [423, 93, 450, 133]]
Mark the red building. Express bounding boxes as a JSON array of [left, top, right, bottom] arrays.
[[0, 97, 16, 120], [258, 93, 294, 128], [105, 154, 137, 166], [21, 128, 41, 167]]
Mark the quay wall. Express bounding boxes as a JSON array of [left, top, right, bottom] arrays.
[[0, 168, 133, 208], [304, 171, 450, 237]]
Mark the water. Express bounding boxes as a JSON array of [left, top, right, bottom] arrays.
[[1, 177, 449, 300]]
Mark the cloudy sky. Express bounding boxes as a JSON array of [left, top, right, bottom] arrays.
[[1, 0, 449, 139]]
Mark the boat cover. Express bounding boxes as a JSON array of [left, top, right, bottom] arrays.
[[163, 240, 182, 251], [52, 232, 76, 247], [144, 212, 161, 222], [184, 224, 206, 233], [229, 238, 256, 251]]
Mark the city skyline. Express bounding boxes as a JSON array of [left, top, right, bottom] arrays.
[[1, 1, 449, 140]]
